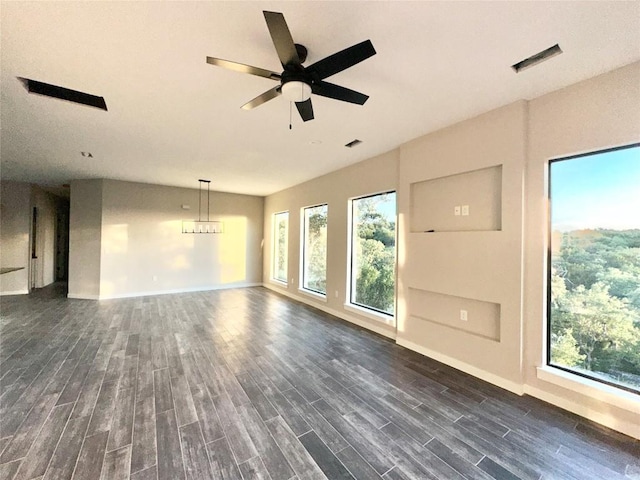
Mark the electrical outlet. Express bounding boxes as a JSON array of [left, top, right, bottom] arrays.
[[462, 205, 469, 216], [454, 206, 461, 216], [291, 277, 294, 284], [460, 309, 468, 321], [335, 290, 339, 298], [152, 275, 158, 282]]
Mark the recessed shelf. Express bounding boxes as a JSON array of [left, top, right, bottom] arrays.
[[410, 165, 502, 233]]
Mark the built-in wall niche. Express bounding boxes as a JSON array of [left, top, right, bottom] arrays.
[[408, 287, 501, 341], [410, 165, 502, 232]]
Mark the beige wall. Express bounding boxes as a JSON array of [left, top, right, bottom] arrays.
[[524, 62, 640, 438], [263, 150, 399, 338], [99, 179, 263, 298], [69, 179, 103, 298], [0, 181, 31, 295], [262, 61, 640, 438], [397, 101, 527, 391], [68, 179, 263, 299]]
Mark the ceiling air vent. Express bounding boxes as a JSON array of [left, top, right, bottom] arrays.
[[20, 78, 108, 111], [345, 139, 362, 148], [511, 44, 562, 73]]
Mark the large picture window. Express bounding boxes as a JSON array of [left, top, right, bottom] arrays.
[[548, 144, 640, 393], [272, 211, 288, 283], [350, 192, 396, 315], [302, 204, 328, 295]]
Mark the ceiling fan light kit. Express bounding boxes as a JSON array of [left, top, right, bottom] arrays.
[[282, 81, 311, 102], [206, 10, 376, 123]]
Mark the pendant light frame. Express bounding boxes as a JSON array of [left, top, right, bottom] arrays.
[[182, 179, 224, 234]]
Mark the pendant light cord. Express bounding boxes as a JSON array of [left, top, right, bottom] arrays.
[[289, 101, 292, 130]]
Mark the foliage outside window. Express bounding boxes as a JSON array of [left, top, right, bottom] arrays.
[[549, 145, 640, 393], [273, 212, 288, 283], [302, 204, 328, 295], [350, 192, 396, 315]]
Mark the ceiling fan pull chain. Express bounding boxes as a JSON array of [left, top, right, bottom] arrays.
[[289, 101, 292, 130]]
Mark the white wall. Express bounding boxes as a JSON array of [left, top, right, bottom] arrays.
[[69, 179, 264, 299], [0, 181, 31, 295], [263, 150, 399, 338], [31, 186, 58, 288]]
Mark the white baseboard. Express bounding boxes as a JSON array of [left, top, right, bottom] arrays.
[[0, 289, 29, 296], [97, 282, 263, 300], [67, 283, 262, 300], [263, 283, 396, 339], [396, 338, 525, 395], [523, 384, 640, 440], [67, 293, 100, 300]]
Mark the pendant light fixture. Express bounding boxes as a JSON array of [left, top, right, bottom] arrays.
[[182, 179, 224, 234]]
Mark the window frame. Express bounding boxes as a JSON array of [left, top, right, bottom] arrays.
[[271, 211, 289, 284], [347, 190, 397, 317], [301, 203, 328, 296], [546, 142, 640, 395]]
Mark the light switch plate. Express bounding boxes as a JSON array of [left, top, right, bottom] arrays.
[[462, 205, 469, 216], [454, 206, 461, 216]]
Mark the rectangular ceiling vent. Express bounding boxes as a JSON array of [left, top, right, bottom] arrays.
[[345, 139, 362, 148], [20, 78, 108, 111], [511, 44, 562, 73]]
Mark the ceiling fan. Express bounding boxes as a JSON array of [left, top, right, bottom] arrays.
[[206, 11, 376, 122]]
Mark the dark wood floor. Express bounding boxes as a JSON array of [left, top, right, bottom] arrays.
[[0, 285, 638, 480]]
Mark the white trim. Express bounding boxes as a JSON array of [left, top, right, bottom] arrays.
[[533, 366, 640, 414], [524, 381, 640, 440], [67, 293, 100, 300], [344, 303, 395, 326], [265, 282, 396, 339], [396, 338, 525, 395], [297, 288, 328, 303], [94, 282, 262, 300], [0, 289, 29, 296], [270, 279, 288, 287]]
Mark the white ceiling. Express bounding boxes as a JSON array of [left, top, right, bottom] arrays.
[[1, 1, 639, 196]]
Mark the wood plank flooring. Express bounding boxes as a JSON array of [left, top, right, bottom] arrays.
[[1, 284, 638, 480]]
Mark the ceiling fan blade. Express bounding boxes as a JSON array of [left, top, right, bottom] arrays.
[[263, 11, 300, 68], [307, 40, 376, 80], [311, 81, 369, 105], [206, 57, 281, 80], [241, 86, 281, 110], [295, 99, 314, 122]]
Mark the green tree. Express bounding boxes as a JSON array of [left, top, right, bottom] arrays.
[[552, 279, 640, 377], [353, 194, 396, 313], [305, 208, 327, 293], [550, 328, 585, 367]]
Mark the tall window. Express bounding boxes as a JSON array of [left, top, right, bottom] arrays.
[[548, 144, 640, 393], [350, 192, 396, 315], [302, 204, 328, 295], [273, 211, 288, 283]]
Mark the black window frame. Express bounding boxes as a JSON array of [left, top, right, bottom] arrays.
[[301, 203, 328, 296], [546, 142, 640, 395], [349, 190, 397, 317], [272, 211, 289, 283]]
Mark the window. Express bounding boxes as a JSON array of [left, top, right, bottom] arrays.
[[272, 211, 288, 283], [302, 204, 328, 295], [350, 192, 396, 315], [548, 144, 640, 393]]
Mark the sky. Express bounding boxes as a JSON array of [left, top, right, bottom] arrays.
[[551, 145, 640, 231]]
